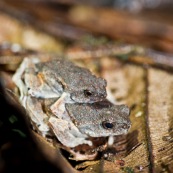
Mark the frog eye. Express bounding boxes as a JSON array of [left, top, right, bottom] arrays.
[[84, 90, 93, 97], [102, 121, 114, 129]]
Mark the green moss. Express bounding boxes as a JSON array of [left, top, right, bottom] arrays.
[[121, 167, 134, 173], [9, 115, 18, 124], [12, 129, 26, 138]]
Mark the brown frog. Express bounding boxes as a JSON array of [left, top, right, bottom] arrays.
[[12, 57, 107, 105]]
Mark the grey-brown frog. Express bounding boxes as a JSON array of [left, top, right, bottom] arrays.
[[12, 57, 107, 106], [23, 94, 130, 148], [49, 100, 131, 148]]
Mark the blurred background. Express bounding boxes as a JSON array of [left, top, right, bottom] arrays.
[[0, 0, 173, 53]]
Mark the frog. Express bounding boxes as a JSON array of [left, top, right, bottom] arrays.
[[12, 57, 107, 107], [65, 101, 131, 137], [24, 94, 130, 149], [48, 100, 131, 148]]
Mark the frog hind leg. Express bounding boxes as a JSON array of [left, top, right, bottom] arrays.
[[24, 62, 63, 99], [12, 58, 33, 101], [48, 116, 92, 148], [25, 71, 61, 99], [26, 96, 50, 137], [13, 57, 61, 101]]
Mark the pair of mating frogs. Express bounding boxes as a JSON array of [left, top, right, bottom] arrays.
[[12, 56, 131, 159]]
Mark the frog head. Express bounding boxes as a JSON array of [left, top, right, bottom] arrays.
[[70, 77, 107, 103]]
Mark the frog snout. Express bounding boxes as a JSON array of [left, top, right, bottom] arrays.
[[99, 91, 107, 99]]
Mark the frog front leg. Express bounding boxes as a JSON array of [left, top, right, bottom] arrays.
[[50, 92, 72, 119], [48, 117, 92, 148]]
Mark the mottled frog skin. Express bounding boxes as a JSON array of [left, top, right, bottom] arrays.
[[36, 59, 107, 103], [65, 101, 131, 137], [12, 57, 107, 105], [48, 99, 131, 148]]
